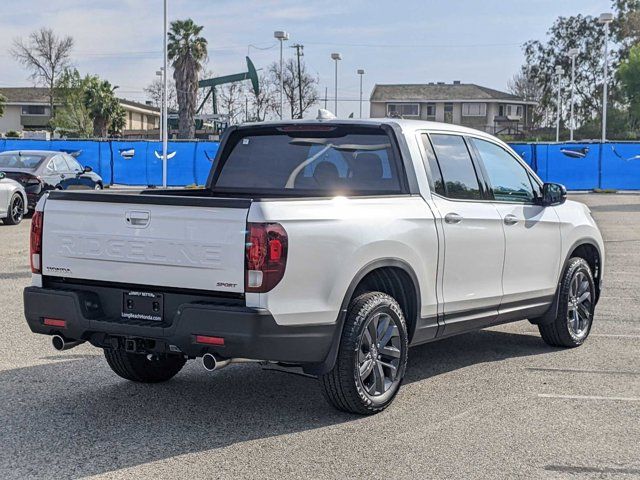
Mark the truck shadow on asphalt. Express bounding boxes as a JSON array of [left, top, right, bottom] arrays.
[[0, 329, 550, 478]]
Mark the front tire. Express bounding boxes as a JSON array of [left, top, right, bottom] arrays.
[[538, 257, 596, 348], [104, 349, 186, 383], [320, 292, 408, 415], [3, 193, 24, 225]]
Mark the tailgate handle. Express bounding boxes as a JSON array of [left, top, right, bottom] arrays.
[[125, 210, 150, 227]]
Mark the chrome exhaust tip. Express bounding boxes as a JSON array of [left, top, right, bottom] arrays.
[[202, 353, 231, 372], [52, 335, 84, 351]]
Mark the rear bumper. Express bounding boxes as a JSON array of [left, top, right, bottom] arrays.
[[23, 286, 335, 364]]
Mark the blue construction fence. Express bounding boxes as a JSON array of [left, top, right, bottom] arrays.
[[509, 141, 640, 190], [1, 138, 640, 190], [0, 139, 219, 187]]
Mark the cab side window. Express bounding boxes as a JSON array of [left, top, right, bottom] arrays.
[[429, 134, 483, 200], [52, 155, 69, 173], [64, 154, 83, 172], [471, 138, 536, 203]]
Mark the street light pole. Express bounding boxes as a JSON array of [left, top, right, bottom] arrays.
[[357, 69, 365, 118], [162, 0, 168, 188], [331, 53, 341, 116], [568, 48, 579, 141], [274, 31, 289, 120], [555, 65, 564, 143], [598, 13, 613, 143]]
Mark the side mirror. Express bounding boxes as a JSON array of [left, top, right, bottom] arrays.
[[541, 182, 567, 206], [83, 166, 93, 173], [0, 172, 5, 180]]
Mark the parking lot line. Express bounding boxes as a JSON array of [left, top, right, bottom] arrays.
[[537, 393, 640, 402], [527, 367, 640, 376], [524, 331, 640, 339]]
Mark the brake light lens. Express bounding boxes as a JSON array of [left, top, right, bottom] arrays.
[[43, 318, 66, 328], [195, 335, 225, 346], [30, 210, 44, 274], [245, 222, 288, 293]]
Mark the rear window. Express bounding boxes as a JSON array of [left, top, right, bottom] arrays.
[[213, 127, 405, 195], [0, 153, 46, 169]]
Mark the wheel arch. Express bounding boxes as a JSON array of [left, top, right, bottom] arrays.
[[531, 238, 603, 326], [305, 258, 421, 375]]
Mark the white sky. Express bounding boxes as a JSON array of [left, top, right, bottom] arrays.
[[0, 0, 613, 117]]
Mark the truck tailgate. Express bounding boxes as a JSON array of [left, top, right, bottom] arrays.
[[41, 192, 250, 293]]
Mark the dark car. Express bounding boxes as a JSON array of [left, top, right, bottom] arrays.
[[0, 150, 103, 210]]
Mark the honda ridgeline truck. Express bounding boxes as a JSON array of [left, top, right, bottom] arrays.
[[24, 117, 604, 414]]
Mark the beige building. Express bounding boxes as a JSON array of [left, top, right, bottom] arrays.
[[0, 87, 159, 136], [119, 99, 160, 132], [369, 82, 537, 136]]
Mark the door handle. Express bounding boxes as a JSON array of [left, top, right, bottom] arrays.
[[504, 214, 519, 225], [126, 210, 150, 227], [60, 174, 66, 179], [444, 213, 463, 224]]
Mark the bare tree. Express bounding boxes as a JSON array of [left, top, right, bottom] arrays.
[[144, 77, 178, 111], [11, 28, 74, 117], [247, 72, 276, 121], [218, 82, 245, 124], [268, 58, 319, 119], [507, 69, 547, 129]]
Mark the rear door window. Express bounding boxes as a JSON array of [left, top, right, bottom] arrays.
[[52, 155, 70, 173], [214, 127, 404, 195], [429, 134, 483, 200]]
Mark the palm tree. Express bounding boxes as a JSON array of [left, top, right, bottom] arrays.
[[168, 19, 208, 139], [83, 76, 126, 137]]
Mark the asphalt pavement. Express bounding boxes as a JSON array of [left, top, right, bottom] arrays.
[[0, 193, 638, 479]]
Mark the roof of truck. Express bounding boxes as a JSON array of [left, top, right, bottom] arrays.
[[241, 116, 498, 140]]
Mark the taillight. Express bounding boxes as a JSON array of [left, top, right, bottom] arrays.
[[245, 222, 288, 293], [30, 210, 44, 274]]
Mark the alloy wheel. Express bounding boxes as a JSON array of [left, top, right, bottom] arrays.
[[357, 312, 402, 397], [11, 196, 23, 224], [566, 270, 592, 339]]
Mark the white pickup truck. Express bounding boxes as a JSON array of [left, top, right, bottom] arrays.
[[24, 118, 604, 414]]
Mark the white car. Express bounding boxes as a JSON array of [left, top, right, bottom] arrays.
[[0, 171, 28, 225], [23, 118, 604, 414]]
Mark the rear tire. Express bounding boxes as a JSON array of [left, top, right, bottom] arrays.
[[3, 193, 24, 225], [538, 257, 595, 348], [320, 292, 408, 415], [104, 349, 186, 383]]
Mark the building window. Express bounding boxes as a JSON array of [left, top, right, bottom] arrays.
[[462, 103, 486, 116], [21, 105, 46, 115], [426, 103, 436, 118], [506, 104, 523, 118], [444, 103, 454, 123], [387, 103, 420, 118]]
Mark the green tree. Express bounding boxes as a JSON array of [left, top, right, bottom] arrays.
[[51, 69, 93, 137], [613, 0, 640, 60], [83, 77, 126, 137], [618, 44, 640, 128], [168, 19, 208, 139], [521, 15, 609, 129], [0, 93, 5, 118]]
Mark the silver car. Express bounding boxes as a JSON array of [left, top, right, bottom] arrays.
[[0, 171, 28, 225]]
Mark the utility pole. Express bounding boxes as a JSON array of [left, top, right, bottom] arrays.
[[162, 0, 168, 188], [555, 65, 564, 143], [598, 13, 613, 142], [357, 69, 365, 118], [324, 86, 328, 109], [273, 31, 289, 120], [331, 53, 342, 116], [568, 48, 579, 141], [291, 44, 304, 118]]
